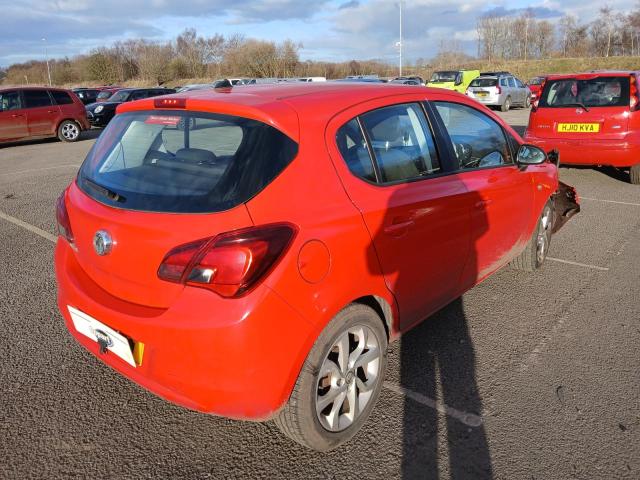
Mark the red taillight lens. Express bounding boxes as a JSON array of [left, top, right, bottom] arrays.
[[154, 97, 186, 108], [630, 76, 639, 111], [496, 85, 501, 94], [55, 191, 74, 244], [158, 223, 297, 298]]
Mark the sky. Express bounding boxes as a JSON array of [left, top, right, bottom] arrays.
[[0, 0, 636, 68]]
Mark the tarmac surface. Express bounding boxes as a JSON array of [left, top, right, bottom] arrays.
[[0, 108, 638, 479]]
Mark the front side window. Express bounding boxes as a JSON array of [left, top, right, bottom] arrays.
[[540, 76, 630, 108], [78, 111, 298, 213], [434, 102, 512, 170], [0, 91, 21, 111], [23, 90, 53, 108], [359, 103, 440, 183]]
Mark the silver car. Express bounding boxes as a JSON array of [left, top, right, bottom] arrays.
[[466, 75, 531, 111]]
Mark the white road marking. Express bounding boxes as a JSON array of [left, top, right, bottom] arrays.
[[0, 210, 57, 243], [0, 164, 80, 177], [580, 197, 640, 207], [383, 381, 483, 427], [547, 257, 609, 271]]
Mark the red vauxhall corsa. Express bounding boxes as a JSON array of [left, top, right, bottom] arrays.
[[55, 84, 579, 451], [525, 71, 640, 184], [0, 87, 90, 144]]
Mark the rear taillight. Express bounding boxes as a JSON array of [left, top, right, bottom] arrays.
[[158, 223, 297, 298], [496, 86, 501, 95], [55, 191, 74, 244], [630, 75, 639, 111]]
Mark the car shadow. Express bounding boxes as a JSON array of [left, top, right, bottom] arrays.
[[367, 180, 493, 478], [560, 164, 630, 183]]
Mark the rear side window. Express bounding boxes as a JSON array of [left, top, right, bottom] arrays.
[[336, 119, 376, 182], [51, 90, 74, 105], [0, 91, 22, 111], [541, 76, 630, 108], [434, 102, 512, 169], [23, 90, 53, 108], [78, 111, 298, 213], [359, 103, 440, 183], [470, 78, 497, 88], [508, 78, 516, 88]]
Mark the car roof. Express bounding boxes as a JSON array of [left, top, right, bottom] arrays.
[[0, 86, 71, 93], [119, 82, 454, 142]]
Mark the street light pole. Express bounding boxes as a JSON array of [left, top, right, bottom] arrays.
[[398, 1, 403, 77], [42, 38, 52, 86]]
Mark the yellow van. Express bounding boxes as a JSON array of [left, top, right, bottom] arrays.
[[426, 70, 480, 94]]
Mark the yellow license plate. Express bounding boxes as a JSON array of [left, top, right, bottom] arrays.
[[476, 92, 488, 97], [557, 123, 600, 133]]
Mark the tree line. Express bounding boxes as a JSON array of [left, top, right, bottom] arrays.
[[476, 5, 640, 61], [0, 29, 395, 86]]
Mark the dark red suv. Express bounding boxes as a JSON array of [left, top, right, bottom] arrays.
[[0, 87, 90, 144]]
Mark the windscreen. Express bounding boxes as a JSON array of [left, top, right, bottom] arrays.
[[430, 71, 457, 82], [77, 111, 298, 213], [469, 78, 497, 87], [97, 91, 114, 100], [109, 91, 130, 102], [540, 76, 630, 108]]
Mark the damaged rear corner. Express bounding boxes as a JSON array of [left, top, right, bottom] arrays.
[[551, 181, 580, 233]]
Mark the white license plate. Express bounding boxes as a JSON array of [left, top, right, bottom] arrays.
[[68, 306, 136, 367]]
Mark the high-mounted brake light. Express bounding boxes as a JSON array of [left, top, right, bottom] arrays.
[[55, 191, 74, 244], [158, 223, 297, 298], [154, 98, 187, 109], [630, 75, 639, 111]]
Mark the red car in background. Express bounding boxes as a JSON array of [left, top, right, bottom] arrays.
[[95, 86, 123, 102], [527, 76, 546, 101], [525, 71, 640, 184], [0, 86, 90, 144], [55, 84, 579, 451]]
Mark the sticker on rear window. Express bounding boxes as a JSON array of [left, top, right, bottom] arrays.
[[144, 115, 180, 126]]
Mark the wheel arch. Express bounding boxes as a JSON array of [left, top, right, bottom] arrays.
[[351, 294, 397, 341]]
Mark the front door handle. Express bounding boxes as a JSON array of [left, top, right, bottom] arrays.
[[384, 219, 415, 236]]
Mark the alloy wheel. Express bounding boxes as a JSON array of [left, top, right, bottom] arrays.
[[62, 123, 79, 140], [315, 325, 381, 432], [536, 206, 552, 264]]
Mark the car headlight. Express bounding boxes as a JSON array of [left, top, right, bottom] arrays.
[[94, 105, 104, 113]]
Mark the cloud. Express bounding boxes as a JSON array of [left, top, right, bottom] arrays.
[[339, 1, 360, 9]]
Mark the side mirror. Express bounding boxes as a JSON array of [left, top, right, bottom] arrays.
[[517, 144, 547, 165]]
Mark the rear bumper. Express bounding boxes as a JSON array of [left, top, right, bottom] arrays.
[[523, 133, 640, 168], [469, 95, 501, 106], [55, 238, 314, 420]]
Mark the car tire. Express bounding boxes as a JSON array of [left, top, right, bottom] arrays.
[[274, 303, 388, 451], [630, 164, 640, 185], [57, 120, 81, 142], [524, 95, 531, 108], [501, 97, 511, 112], [511, 200, 554, 272]]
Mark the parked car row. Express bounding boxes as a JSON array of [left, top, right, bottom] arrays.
[[85, 87, 176, 127]]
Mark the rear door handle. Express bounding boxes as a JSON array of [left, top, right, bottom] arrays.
[[384, 220, 415, 236]]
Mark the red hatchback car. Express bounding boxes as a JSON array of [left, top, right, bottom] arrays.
[[55, 84, 578, 450], [0, 87, 90, 144], [525, 71, 640, 184]]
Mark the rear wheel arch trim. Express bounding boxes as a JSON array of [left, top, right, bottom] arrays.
[[352, 295, 396, 340]]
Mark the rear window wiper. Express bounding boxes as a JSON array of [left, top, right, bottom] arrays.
[[555, 102, 590, 112], [84, 177, 126, 203]]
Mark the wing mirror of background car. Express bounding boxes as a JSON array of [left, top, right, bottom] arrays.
[[517, 144, 547, 166]]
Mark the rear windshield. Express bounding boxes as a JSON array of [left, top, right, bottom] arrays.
[[77, 111, 298, 213], [430, 71, 458, 82], [469, 78, 497, 87], [540, 76, 630, 108], [529, 77, 543, 85]]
